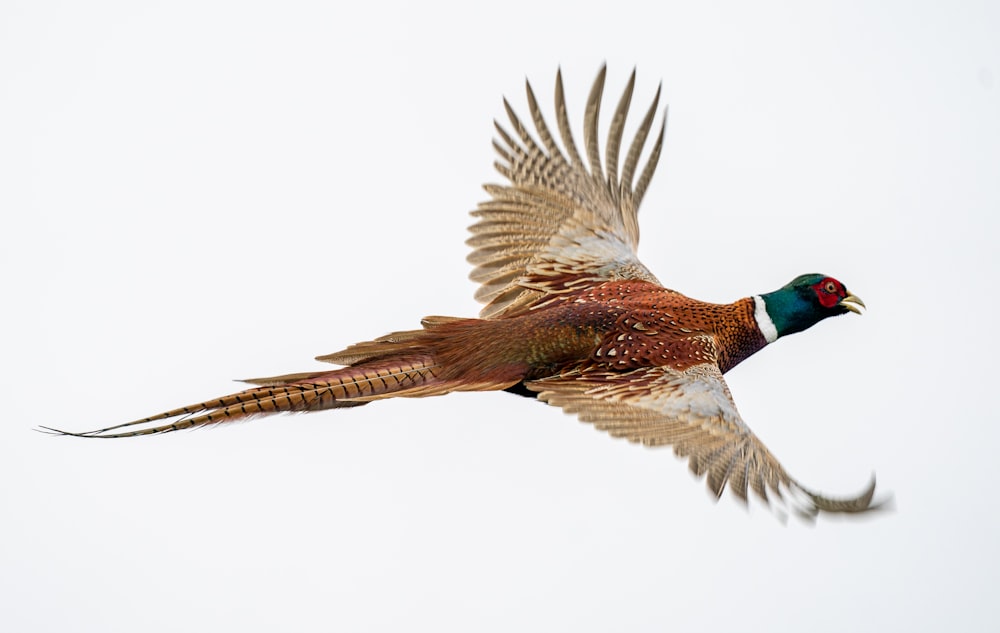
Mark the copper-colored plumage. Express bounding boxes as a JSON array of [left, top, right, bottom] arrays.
[[45, 67, 884, 520]]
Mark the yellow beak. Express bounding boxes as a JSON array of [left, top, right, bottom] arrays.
[[840, 293, 866, 314]]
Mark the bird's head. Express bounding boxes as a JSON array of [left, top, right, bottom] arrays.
[[758, 273, 865, 340]]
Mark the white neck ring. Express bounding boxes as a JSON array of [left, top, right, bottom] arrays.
[[753, 295, 779, 344]]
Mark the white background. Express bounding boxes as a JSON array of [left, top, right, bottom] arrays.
[[3, 1, 998, 631]]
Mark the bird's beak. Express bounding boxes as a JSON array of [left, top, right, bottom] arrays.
[[839, 293, 866, 314]]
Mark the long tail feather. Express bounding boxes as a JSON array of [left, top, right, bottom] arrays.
[[42, 377, 339, 437], [44, 315, 530, 439], [43, 356, 454, 438]]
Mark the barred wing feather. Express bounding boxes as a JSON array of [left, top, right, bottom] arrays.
[[468, 67, 668, 318], [527, 365, 880, 519]]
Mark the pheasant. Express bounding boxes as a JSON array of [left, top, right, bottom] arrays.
[[46, 67, 883, 519]]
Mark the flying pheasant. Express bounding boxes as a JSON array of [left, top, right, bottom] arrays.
[[46, 67, 883, 518]]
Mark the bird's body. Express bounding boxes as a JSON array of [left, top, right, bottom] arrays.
[[48, 67, 884, 519]]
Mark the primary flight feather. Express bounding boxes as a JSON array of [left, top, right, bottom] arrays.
[[46, 66, 884, 520]]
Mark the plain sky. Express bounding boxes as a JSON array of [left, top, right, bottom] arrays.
[[2, 1, 998, 631]]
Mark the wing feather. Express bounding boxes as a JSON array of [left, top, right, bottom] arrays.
[[634, 111, 666, 206], [502, 97, 543, 157], [583, 65, 607, 180], [525, 79, 561, 159], [621, 83, 661, 192], [605, 69, 636, 192], [555, 68, 584, 168], [469, 67, 669, 318], [527, 365, 882, 520]]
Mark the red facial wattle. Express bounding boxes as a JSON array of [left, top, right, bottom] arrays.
[[812, 277, 846, 309]]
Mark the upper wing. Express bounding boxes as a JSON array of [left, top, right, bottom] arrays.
[[527, 364, 882, 520], [468, 67, 668, 319]]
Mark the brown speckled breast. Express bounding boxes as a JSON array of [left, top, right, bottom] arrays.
[[524, 281, 769, 374]]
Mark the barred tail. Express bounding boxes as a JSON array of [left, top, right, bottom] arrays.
[[42, 356, 452, 438], [43, 316, 528, 439]]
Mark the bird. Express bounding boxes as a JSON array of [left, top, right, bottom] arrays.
[[45, 66, 884, 519]]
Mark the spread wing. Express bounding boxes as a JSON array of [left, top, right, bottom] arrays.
[[468, 66, 668, 319], [527, 364, 881, 520]]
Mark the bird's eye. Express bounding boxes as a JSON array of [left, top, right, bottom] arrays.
[[824, 281, 838, 293]]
